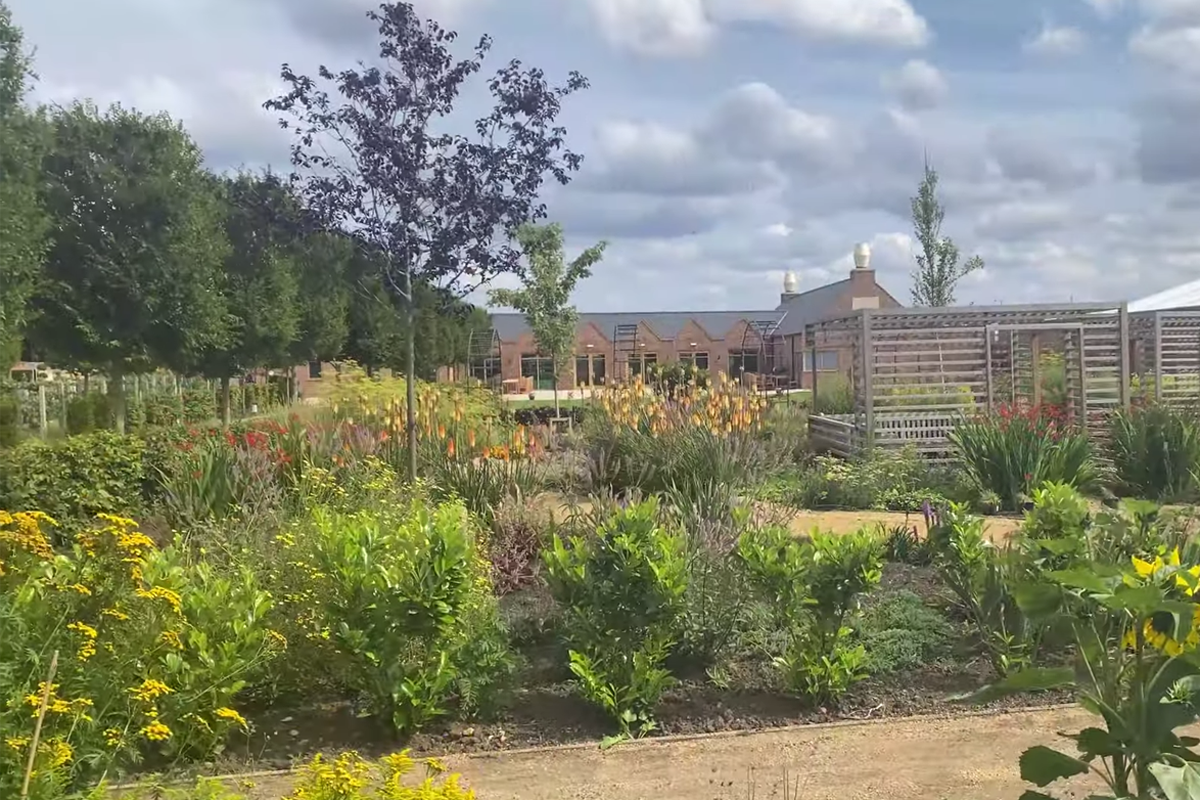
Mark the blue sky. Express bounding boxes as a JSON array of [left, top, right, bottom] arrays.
[[9, 0, 1200, 312]]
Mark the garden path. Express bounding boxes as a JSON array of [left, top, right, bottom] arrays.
[[233, 706, 1103, 798], [437, 706, 1099, 799]]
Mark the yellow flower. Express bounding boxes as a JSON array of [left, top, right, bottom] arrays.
[[67, 621, 99, 662], [44, 738, 72, 767], [67, 621, 98, 639], [161, 630, 184, 650], [215, 707, 248, 729], [5, 736, 29, 751], [103, 728, 123, 747], [101, 606, 130, 621], [135, 585, 183, 614], [140, 721, 172, 741], [129, 679, 173, 703], [24, 682, 59, 707]]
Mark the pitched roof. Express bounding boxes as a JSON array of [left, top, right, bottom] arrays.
[[772, 279, 851, 336], [1129, 277, 1200, 314], [491, 309, 784, 343]]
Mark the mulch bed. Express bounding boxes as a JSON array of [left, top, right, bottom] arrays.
[[204, 562, 1072, 772]]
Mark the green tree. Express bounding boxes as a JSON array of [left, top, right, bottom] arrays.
[[344, 261, 486, 381], [910, 160, 983, 307], [197, 172, 302, 424], [488, 223, 605, 415], [30, 102, 230, 432], [291, 230, 352, 379], [0, 2, 49, 366]]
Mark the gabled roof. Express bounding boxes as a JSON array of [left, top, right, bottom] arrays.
[[491, 310, 785, 343], [1129, 278, 1200, 314], [773, 279, 852, 337]]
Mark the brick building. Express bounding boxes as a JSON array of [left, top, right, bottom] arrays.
[[478, 244, 900, 391]]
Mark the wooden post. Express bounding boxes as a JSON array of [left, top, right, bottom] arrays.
[[37, 385, 47, 438], [20, 650, 59, 800]]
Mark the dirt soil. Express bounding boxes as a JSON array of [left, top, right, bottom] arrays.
[[777, 507, 1024, 541], [537, 493, 1026, 541], [228, 706, 1104, 800]]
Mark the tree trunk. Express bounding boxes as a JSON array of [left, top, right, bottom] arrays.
[[552, 356, 560, 417], [108, 361, 126, 434], [405, 269, 418, 482], [219, 375, 232, 426]]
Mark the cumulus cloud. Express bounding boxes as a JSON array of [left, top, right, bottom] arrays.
[[586, 0, 929, 56], [8, 0, 1200, 311], [1024, 23, 1089, 56], [881, 59, 948, 111]]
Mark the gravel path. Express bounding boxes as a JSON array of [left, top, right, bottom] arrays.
[[432, 706, 1099, 800]]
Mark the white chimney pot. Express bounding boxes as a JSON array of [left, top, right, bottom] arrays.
[[853, 242, 871, 269]]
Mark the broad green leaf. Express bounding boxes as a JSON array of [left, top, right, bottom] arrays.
[[1019, 745, 1090, 786], [1096, 584, 1165, 616], [1151, 761, 1200, 800], [1049, 567, 1120, 594], [957, 666, 1076, 704], [1014, 581, 1063, 617]]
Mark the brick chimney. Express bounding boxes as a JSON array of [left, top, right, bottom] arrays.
[[849, 242, 880, 310]]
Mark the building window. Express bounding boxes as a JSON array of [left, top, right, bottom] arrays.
[[728, 349, 759, 375], [629, 352, 657, 377], [470, 356, 501, 382], [308, 361, 322, 379], [520, 354, 557, 390], [680, 351, 709, 370], [575, 353, 606, 386], [803, 350, 839, 371]]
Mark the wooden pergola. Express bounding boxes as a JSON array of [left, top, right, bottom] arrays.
[[803, 303, 1132, 459]]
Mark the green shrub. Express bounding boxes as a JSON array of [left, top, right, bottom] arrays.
[[0, 389, 19, 447], [739, 525, 883, 702], [874, 382, 976, 410], [65, 391, 112, 435], [181, 386, 216, 423], [0, 431, 147, 525], [139, 390, 186, 428], [949, 404, 1100, 512], [0, 514, 275, 793], [859, 590, 955, 674], [543, 497, 688, 739], [784, 448, 946, 511], [272, 498, 510, 734], [926, 503, 1041, 677], [812, 373, 853, 414], [1108, 403, 1200, 501]]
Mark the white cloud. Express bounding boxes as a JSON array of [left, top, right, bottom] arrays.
[[586, 0, 715, 56], [1024, 23, 1089, 56], [705, 0, 930, 47], [1129, 24, 1200, 74], [586, 0, 928, 56], [1083, 0, 1125, 17], [973, 200, 1079, 239], [881, 59, 948, 111]]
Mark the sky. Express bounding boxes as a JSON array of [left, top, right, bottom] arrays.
[[9, 0, 1200, 313]]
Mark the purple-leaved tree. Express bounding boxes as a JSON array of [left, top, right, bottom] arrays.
[[264, 2, 588, 479]]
